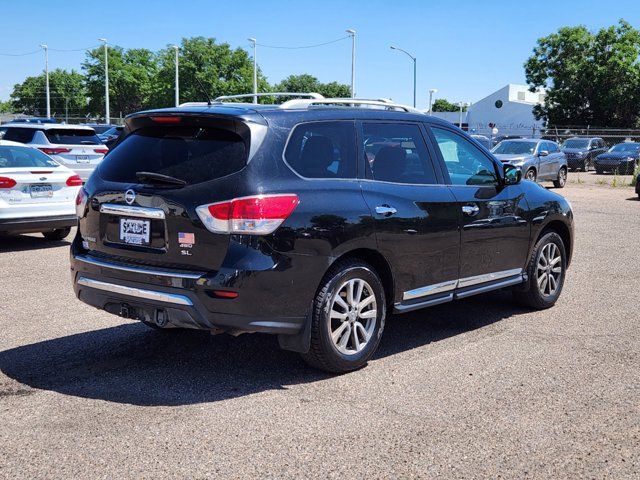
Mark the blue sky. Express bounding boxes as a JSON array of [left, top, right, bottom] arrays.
[[1, 0, 639, 107]]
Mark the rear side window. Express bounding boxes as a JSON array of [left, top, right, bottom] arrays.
[[0, 146, 60, 168], [98, 126, 247, 186], [0, 127, 36, 143], [284, 121, 356, 179], [363, 123, 437, 184], [44, 129, 101, 145]]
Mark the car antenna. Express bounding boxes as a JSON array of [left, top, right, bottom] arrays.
[[194, 76, 213, 106]]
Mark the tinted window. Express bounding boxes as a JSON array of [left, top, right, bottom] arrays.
[[546, 142, 559, 153], [98, 125, 247, 186], [610, 143, 640, 153], [363, 123, 437, 184], [0, 146, 60, 169], [285, 122, 356, 179], [44, 129, 101, 145], [431, 127, 498, 186], [0, 127, 36, 144]]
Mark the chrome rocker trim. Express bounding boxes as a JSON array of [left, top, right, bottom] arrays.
[[77, 277, 193, 306]]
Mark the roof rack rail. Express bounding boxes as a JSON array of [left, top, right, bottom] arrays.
[[213, 92, 325, 102], [279, 98, 422, 114]]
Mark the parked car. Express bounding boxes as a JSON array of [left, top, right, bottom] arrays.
[[470, 134, 491, 150], [492, 134, 524, 147], [0, 123, 107, 182], [5, 117, 59, 124], [0, 140, 81, 240], [636, 173, 640, 199], [561, 137, 607, 172], [70, 95, 574, 373], [491, 138, 567, 188], [82, 124, 117, 135], [98, 126, 124, 149], [593, 142, 640, 174]]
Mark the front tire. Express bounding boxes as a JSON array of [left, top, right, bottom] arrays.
[[42, 227, 71, 241], [525, 168, 537, 182], [553, 167, 567, 188], [301, 259, 386, 373], [582, 158, 590, 172], [513, 231, 567, 309]]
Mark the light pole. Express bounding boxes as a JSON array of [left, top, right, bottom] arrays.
[[172, 45, 180, 107], [346, 29, 356, 98], [428, 88, 437, 114], [248, 38, 257, 103], [39, 44, 50, 118], [390, 45, 417, 108], [98, 38, 109, 123], [458, 101, 469, 129]]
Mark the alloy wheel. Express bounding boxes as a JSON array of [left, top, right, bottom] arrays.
[[558, 169, 567, 186], [536, 243, 562, 297], [328, 278, 377, 355]]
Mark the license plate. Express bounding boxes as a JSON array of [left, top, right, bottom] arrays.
[[119, 218, 150, 245], [30, 184, 53, 198], [76, 155, 90, 163]]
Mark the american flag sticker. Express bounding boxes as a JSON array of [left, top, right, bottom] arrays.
[[178, 232, 195, 245]]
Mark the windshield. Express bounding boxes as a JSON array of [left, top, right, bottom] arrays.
[[0, 146, 61, 168], [492, 141, 537, 155], [563, 139, 589, 149], [44, 129, 101, 145], [609, 143, 640, 153]]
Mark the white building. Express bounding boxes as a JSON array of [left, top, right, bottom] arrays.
[[429, 84, 546, 137]]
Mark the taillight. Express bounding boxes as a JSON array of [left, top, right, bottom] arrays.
[[66, 175, 83, 187], [196, 194, 299, 235], [0, 176, 16, 189], [38, 147, 71, 155], [150, 116, 182, 124], [75, 187, 88, 218], [94, 148, 109, 154]]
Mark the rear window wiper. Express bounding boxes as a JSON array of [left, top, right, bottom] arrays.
[[135, 171, 187, 187]]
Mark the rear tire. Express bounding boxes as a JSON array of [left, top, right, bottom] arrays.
[[525, 168, 537, 182], [301, 259, 386, 373], [513, 231, 567, 310], [42, 227, 71, 241], [553, 167, 567, 188]]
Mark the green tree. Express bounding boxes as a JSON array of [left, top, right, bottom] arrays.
[[275, 74, 350, 98], [83, 46, 158, 119], [431, 98, 464, 112], [0, 100, 12, 113], [9, 69, 86, 119], [525, 20, 640, 127]]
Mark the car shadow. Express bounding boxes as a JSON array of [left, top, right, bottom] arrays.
[[0, 291, 525, 406], [625, 196, 639, 201], [0, 234, 71, 253]]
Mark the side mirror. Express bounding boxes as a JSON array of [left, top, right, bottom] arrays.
[[503, 164, 521, 185], [538, 150, 549, 157]]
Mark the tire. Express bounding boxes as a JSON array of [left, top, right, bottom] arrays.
[[301, 259, 386, 373], [42, 227, 71, 241], [581, 158, 590, 172], [595, 167, 603, 174], [513, 231, 567, 310], [553, 167, 567, 188], [525, 168, 537, 182]]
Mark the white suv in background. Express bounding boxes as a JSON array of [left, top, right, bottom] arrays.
[[0, 140, 80, 240], [0, 123, 108, 181]]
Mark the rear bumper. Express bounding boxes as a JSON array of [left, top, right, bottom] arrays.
[[70, 236, 326, 335], [0, 214, 77, 234]]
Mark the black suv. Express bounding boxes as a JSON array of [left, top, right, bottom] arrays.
[[562, 137, 607, 172], [70, 96, 574, 373]]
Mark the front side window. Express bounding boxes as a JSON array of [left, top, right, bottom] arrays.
[[284, 122, 356, 179], [431, 127, 498, 186], [0, 127, 36, 144], [363, 123, 437, 184]]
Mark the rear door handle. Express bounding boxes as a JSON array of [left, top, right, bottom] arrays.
[[462, 204, 480, 216], [375, 205, 397, 217]]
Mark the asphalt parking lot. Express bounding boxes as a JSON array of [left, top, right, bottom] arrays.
[[1, 180, 638, 479]]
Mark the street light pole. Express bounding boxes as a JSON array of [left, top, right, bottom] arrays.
[[428, 88, 437, 114], [248, 38, 257, 103], [173, 45, 179, 107], [346, 29, 356, 98], [99, 38, 109, 123], [458, 101, 469, 129], [39, 44, 50, 118], [390, 45, 417, 108]]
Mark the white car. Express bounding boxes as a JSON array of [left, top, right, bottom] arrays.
[[0, 123, 108, 182], [0, 140, 80, 240]]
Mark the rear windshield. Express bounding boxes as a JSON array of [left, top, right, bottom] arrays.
[[98, 125, 247, 186], [44, 129, 101, 145], [0, 127, 36, 144], [0, 146, 60, 168]]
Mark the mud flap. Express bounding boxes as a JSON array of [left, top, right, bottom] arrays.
[[277, 308, 311, 353]]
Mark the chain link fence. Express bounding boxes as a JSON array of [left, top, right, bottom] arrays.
[[0, 113, 125, 126]]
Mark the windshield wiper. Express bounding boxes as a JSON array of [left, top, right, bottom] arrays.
[[135, 171, 187, 187]]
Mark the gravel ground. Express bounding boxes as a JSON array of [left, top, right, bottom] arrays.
[[1, 183, 638, 479]]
